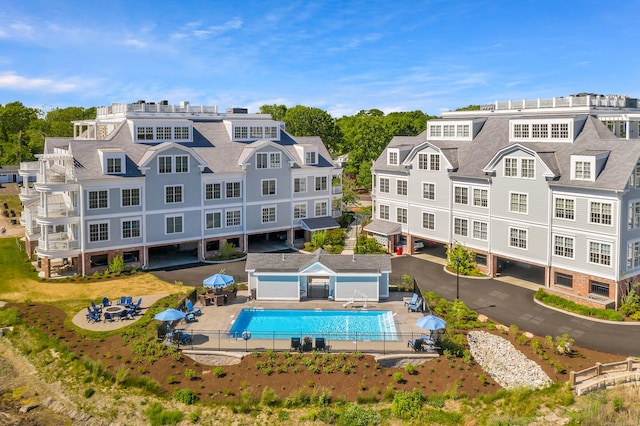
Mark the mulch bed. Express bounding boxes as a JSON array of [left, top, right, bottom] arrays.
[[8, 302, 627, 404]]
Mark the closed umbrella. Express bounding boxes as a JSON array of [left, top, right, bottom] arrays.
[[203, 273, 234, 288], [154, 308, 186, 321], [415, 315, 446, 331]]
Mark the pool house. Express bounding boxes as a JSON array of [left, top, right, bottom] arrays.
[[245, 250, 392, 302]]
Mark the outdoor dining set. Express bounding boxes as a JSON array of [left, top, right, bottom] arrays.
[[404, 292, 447, 353], [85, 296, 143, 323]]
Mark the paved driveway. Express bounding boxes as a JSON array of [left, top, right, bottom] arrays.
[[151, 255, 640, 357]]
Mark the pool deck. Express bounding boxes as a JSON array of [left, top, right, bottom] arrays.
[[176, 290, 435, 355]]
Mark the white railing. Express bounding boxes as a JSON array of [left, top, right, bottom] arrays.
[[19, 161, 39, 172], [98, 102, 219, 117], [493, 95, 637, 111], [38, 233, 78, 251], [37, 203, 77, 218]]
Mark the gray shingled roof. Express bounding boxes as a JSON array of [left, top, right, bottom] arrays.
[[364, 220, 402, 236], [300, 216, 340, 231], [46, 117, 337, 180], [245, 250, 391, 273], [374, 115, 640, 191]]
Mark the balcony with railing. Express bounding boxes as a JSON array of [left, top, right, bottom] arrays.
[[19, 161, 40, 176], [37, 232, 79, 253], [19, 186, 39, 202], [97, 102, 221, 118], [37, 202, 78, 220]]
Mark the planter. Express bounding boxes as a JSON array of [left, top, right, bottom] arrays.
[[302, 342, 313, 352]]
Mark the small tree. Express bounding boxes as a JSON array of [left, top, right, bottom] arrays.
[[620, 282, 640, 318], [219, 242, 235, 258], [446, 242, 477, 275], [109, 255, 124, 275]]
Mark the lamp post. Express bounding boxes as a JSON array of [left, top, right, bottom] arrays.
[[455, 257, 460, 300], [354, 215, 359, 254]]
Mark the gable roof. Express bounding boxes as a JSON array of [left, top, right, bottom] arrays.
[[245, 250, 391, 274]]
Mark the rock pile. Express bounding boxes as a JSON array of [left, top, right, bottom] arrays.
[[467, 330, 552, 390]]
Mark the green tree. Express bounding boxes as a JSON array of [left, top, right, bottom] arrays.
[[283, 105, 341, 154], [259, 104, 287, 121], [446, 242, 477, 275]]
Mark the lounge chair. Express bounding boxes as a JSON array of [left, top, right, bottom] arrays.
[[315, 337, 330, 352], [117, 296, 127, 305], [125, 296, 133, 306], [127, 297, 142, 313], [408, 338, 425, 352], [178, 332, 192, 345], [102, 297, 111, 307], [404, 293, 419, 307], [407, 298, 423, 313], [291, 337, 302, 352], [185, 300, 202, 316]]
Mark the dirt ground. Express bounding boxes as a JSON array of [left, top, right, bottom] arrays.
[[2, 302, 626, 422], [0, 183, 24, 239]]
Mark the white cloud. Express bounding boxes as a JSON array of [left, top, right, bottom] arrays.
[[0, 72, 76, 92], [124, 38, 148, 49]]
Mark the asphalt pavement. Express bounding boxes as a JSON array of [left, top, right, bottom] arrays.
[[151, 255, 640, 357]]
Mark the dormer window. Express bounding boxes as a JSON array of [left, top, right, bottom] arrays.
[[133, 122, 193, 143], [231, 122, 281, 141], [107, 158, 122, 173], [427, 120, 475, 141], [574, 161, 592, 180], [305, 151, 317, 165], [510, 119, 572, 142], [137, 126, 154, 140], [388, 150, 399, 166]]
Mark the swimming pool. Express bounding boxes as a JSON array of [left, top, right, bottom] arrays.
[[229, 308, 398, 341]]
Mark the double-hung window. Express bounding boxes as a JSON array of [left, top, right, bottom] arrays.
[[205, 211, 222, 229], [397, 207, 408, 224], [422, 212, 435, 230], [107, 158, 122, 173], [397, 180, 408, 196], [175, 155, 189, 173], [379, 205, 389, 220], [294, 203, 307, 219], [158, 156, 172, 174], [226, 182, 241, 198], [509, 227, 527, 249], [589, 241, 611, 266], [418, 154, 428, 170], [226, 210, 241, 226], [262, 206, 276, 223], [205, 183, 221, 200], [454, 218, 468, 236], [122, 188, 140, 207], [554, 235, 574, 258], [165, 185, 183, 204], [270, 153, 281, 168], [256, 153, 268, 169], [521, 159, 535, 178], [166, 216, 183, 234], [379, 178, 390, 193], [629, 201, 640, 229], [627, 241, 640, 269], [510, 193, 528, 214], [555, 198, 575, 220], [590, 202, 612, 225], [315, 176, 327, 191], [89, 222, 109, 242], [294, 178, 307, 193], [473, 221, 487, 240], [262, 179, 276, 196], [504, 158, 518, 177], [454, 186, 468, 205], [473, 188, 488, 207], [422, 183, 435, 200], [122, 219, 141, 238], [315, 202, 327, 217], [89, 190, 108, 209]]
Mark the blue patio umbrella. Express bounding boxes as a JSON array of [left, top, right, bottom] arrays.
[[415, 315, 446, 331], [154, 308, 186, 322], [203, 273, 234, 288]]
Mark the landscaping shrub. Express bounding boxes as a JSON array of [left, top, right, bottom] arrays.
[[173, 388, 199, 405], [620, 284, 640, 317], [391, 389, 425, 420], [534, 289, 624, 321], [144, 402, 184, 425], [338, 403, 381, 426]]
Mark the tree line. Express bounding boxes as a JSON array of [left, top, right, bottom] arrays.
[[1, 101, 439, 189]]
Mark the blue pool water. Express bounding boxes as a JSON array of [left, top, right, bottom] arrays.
[[229, 309, 398, 341]]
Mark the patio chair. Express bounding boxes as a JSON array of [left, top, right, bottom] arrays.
[[185, 312, 197, 323], [127, 297, 142, 312], [185, 300, 202, 316], [117, 310, 130, 321], [404, 293, 419, 307], [408, 338, 426, 352], [125, 296, 133, 306], [86, 307, 101, 323], [178, 332, 192, 345], [315, 337, 331, 352], [407, 298, 423, 313], [91, 301, 102, 313], [102, 297, 111, 307], [117, 296, 127, 305], [291, 337, 302, 352], [103, 312, 114, 322]]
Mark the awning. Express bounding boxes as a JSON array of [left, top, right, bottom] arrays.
[[363, 219, 402, 237], [300, 216, 340, 231]]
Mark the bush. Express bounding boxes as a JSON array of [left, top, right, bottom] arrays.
[[338, 403, 381, 426], [534, 289, 624, 321], [144, 402, 184, 425], [260, 386, 281, 406], [109, 255, 124, 275], [173, 388, 199, 405], [391, 389, 424, 420], [620, 284, 640, 317], [84, 388, 95, 398]]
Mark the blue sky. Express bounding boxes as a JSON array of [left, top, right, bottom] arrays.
[[1, 0, 638, 117]]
